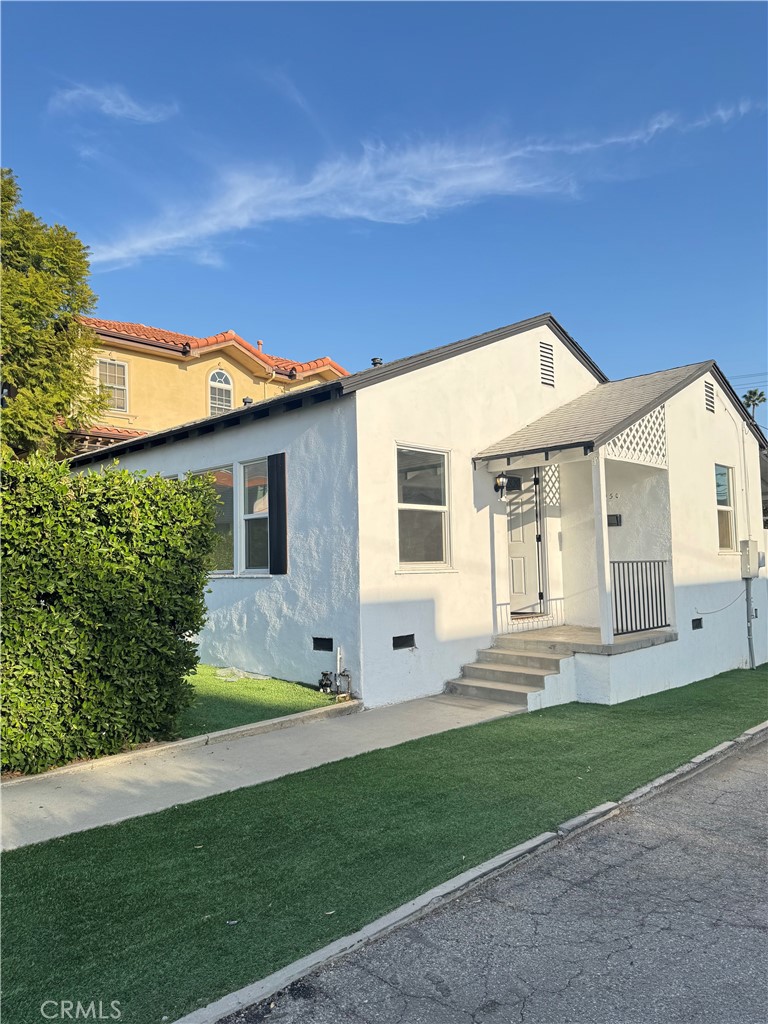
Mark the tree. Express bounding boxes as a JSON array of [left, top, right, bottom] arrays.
[[742, 388, 766, 421], [1, 169, 105, 458]]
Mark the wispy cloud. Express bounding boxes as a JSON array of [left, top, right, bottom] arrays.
[[89, 102, 758, 267], [260, 68, 334, 146], [50, 84, 178, 124]]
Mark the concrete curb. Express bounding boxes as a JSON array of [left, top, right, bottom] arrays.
[[170, 719, 768, 1024], [173, 832, 559, 1024], [1, 701, 362, 787]]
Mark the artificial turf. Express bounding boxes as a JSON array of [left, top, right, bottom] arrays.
[[4, 666, 767, 1024], [176, 665, 333, 738]]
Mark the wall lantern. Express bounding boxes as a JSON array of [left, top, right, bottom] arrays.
[[494, 471, 509, 494]]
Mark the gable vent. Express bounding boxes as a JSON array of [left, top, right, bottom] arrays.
[[540, 341, 555, 387], [704, 380, 715, 413]]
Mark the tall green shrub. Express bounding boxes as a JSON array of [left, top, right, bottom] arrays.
[[1, 457, 218, 773]]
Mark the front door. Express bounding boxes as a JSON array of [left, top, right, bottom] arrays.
[[507, 469, 543, 614]]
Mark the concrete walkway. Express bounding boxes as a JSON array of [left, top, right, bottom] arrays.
[[1, 694, 519, 850]]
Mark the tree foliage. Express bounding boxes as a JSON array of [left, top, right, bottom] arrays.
[[1, 457, 219, 773], [741, 388, 766, 421], [1, 169, 105, 458]]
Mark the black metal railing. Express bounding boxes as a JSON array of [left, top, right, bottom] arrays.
[[610, 560, 669, 635]]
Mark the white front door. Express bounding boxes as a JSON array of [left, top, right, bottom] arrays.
[[507, 469, 543, 614]]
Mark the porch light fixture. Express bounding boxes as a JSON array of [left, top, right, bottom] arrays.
[[494, 471, 509, 494]]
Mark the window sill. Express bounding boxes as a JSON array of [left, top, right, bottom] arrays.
[[717, 550, 739, 556], [395, 567, 458, 575], [209, 572, 272, 579]]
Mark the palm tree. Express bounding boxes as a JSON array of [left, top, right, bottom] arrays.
[[742, 389, 766, 420]]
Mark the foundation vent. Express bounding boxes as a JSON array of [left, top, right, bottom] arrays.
[[392, 633, 416, 650]]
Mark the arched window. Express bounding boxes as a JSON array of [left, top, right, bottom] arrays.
[[209, 370, 233, 415]]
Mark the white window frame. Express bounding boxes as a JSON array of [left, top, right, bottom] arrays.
[[209, 370, 233, 416], [240, 458, 270, 576], [97, 358, 129, 413], [715, 464, 736, 552], [395, 444, 452, 571]]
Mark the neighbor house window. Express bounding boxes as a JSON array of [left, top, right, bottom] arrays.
[[193, 466, 234, 571], [209, 370, 233, 415], [98, 359, 128, 412], [715, 464, 735, 551], [397, 447, 449, 565], [243, 458, 269, 571]]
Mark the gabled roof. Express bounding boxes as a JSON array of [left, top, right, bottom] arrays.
[[81, 316, 348, 379], [477, 360, 767, 461], [338, 312, 608, 393]]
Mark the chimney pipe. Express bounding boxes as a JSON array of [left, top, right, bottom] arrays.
[[371, 357, 383, 367]]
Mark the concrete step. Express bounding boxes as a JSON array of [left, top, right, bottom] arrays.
[[462, 662, 551, 687], [477, 647, 565, 673], [445, 678, 543, 705], [493, 634, 578, 656]]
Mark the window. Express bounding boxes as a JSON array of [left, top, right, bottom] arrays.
[[715, 464, 735, 550], [98, 359, 128, 412], [193, 466, 234, 572], [243, 458, 269, 571], [397, 447, 449, 565], [704, 381, 715, 413], [209, 370, 233, 415], [540, 340, 555, 387], [192, 454, 287, 576]]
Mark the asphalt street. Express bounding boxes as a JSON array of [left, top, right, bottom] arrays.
[[223, 741, 768, 1024]]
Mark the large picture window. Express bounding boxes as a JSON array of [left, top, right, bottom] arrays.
[[715, 464, 735, 551], [98, 359, 128, 412], [397, 447, 449, 565], [193, 466, 234, 571]]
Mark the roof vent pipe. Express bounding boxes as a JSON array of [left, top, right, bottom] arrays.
[[371, 357, 383, 367], [242, 397, 254, 406]]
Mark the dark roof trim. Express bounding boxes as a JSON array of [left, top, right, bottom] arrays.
[[339, 313, 608, 393], [69, 381, 343, 468], [478, 440, 595, 465], [91, 326, 190, 357]]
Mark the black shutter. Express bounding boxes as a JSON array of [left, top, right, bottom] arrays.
[[268, 452, 287, 575]]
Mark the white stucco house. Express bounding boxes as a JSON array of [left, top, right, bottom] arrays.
[[71, 313, 768, 710]]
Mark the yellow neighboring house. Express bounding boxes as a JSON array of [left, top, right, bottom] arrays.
[[79, 316, 348, 449]]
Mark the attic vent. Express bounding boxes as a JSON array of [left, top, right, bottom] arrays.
[[704, 380, 715, 413], [540, 341, 555, 387]]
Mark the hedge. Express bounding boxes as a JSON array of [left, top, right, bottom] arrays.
[[1, 456, 218, 773]]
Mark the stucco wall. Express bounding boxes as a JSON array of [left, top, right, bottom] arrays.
[[660, 372, 767, 680], [354, 323, 602, 707], [89, 398, 363, 691], [558, 460, 600, 628], [94, 342, 323, 435]]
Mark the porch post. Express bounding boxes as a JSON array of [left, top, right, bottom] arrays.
[[591, 449, 614, 644]]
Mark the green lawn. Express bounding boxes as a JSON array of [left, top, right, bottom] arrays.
[[177, 665, 333, 738], [4, 666, 767, 1024]]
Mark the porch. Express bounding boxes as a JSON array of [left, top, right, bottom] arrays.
[[476, 375, 680, 647]]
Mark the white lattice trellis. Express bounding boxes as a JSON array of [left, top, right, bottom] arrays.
[[604, 405, 667, 467], [542, 464, 561, 507]]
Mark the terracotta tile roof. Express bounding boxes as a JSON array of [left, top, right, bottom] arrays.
[[81, 316, 348, 377], [84, 425, 149, 440]]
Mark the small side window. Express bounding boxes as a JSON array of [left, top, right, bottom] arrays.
[[714, 464, 735, 551], [209, 370, 233, 415]]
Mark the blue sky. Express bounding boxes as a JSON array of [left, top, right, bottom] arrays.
[[3, 2, 766, 419]]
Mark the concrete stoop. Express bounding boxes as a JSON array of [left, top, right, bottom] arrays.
[[445, 635, 574, 708]]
